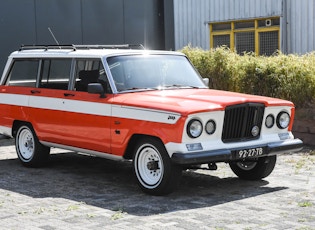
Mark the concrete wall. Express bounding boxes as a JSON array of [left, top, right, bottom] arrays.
[[0, 0, 168, 71]]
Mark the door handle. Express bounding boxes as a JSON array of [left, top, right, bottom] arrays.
[[31, 89, 41, 94], [64, 93, 75, 97]]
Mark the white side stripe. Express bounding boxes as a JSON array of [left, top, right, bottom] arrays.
[[0, 93, 181, 124], [29, 96, 112, 116], [0, 93, 29, 106]]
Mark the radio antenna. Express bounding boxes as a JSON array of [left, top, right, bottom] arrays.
[[48, 27, 61, 48]]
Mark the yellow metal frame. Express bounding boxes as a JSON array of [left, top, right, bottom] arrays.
[[210, 18, 280, 55]]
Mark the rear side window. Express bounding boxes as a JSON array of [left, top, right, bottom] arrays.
[[40, 59, 72, 90], [5, 60, 39, 87]]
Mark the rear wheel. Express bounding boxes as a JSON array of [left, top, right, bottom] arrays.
[[133, 137, 182, 195], [15, 124, 50, 167], [229, 155, 277, 180]]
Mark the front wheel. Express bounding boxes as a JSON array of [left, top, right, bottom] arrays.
[[15, 124, 50, 167], [229, 155, 277, 180], [133, 137, 182, 195]]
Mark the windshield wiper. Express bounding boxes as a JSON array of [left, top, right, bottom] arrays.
[[122, 85, 205, 92], [162, 85, 202, 89], [124, 87, 158, 91]]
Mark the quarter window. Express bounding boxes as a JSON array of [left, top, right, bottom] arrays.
[[6, 59, 39, 87]]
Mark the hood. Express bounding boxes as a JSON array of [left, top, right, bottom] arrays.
[[112, 89, 294, 116]]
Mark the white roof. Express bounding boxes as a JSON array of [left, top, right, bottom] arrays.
[[9, 46, 184, 59]]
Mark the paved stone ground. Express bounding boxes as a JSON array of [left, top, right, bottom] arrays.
[[0, 136, 314, 230]]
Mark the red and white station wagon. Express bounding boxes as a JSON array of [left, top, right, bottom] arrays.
[[0, 45, 303, 195]]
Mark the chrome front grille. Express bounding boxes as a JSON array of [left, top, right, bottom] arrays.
[[222, 103, 265, 143]]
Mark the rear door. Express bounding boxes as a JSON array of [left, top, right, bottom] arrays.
[[28, 58, 112, 153], [28, 58, 74, 144], [0, 59, 39, 135]]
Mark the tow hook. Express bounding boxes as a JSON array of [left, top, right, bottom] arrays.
[[208, 162, 218, 170]]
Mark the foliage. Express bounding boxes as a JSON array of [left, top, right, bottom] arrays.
[[181, 46, 315, 108], [298, 201, 313, 207]]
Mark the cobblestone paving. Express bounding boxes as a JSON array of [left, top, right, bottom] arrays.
[[0, 136, 314, 230]]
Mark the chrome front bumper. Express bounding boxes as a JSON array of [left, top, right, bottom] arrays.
[[171, 139, 303, 165]]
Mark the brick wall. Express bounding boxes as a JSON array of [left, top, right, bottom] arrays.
[[293, 107, 315, 146]]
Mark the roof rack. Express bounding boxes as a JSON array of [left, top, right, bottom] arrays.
[[74, 44, 145, 50], [19, 44, 145, 51]]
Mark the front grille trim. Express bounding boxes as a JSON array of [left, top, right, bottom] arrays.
[[222, 103, 265, 143]]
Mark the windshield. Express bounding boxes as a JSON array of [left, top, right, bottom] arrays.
[[106, 55, 207, 92]]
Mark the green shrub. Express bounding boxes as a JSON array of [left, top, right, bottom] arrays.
[[181, 46, 315, 108]]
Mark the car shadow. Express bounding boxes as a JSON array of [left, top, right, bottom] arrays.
[[0, 150, 287, 216], [0, 136, 14, 146]]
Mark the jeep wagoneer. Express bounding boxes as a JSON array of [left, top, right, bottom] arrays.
[[0, 45, 303, 195]]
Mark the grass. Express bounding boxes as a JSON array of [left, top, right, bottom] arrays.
[[111, 209, 125, 220], [66, 202, 86, 211], [285, 153, 315, 174], [18, 211, 28, 215], [298, 201, 313, 208], [34, 207, 45, 214], [295, 158, 308, 172], [66, 204, 80, 211], [87, 213, 96, 218]]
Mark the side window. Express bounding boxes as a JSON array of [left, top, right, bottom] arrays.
[[74, 59, 111, 93], [39, 59, 72, 90], [5, 59, 39, 87]]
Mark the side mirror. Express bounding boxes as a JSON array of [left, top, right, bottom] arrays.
[[203, 78, 209, 87], [88, 83, 106, 98]]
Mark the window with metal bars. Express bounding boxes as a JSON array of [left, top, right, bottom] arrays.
[[259, 31, 279, 56], [213, 34, 230, 48], [235, 32, 255, 54], [210, 18, 280, 56]]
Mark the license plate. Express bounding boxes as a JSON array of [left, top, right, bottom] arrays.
[[235, 147, 265, 159]]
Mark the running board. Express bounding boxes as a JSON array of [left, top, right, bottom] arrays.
[[40, 141, 125, 161]]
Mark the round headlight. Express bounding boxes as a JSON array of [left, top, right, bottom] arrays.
[[187, 119, 203, 138], [276, 112, 290, 129], [205, 120, 216, 135], [265, 114, 275, 128]]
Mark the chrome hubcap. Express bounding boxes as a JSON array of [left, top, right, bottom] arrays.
[[18, 128, 34, 160], [136, 145, 164, 188]]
